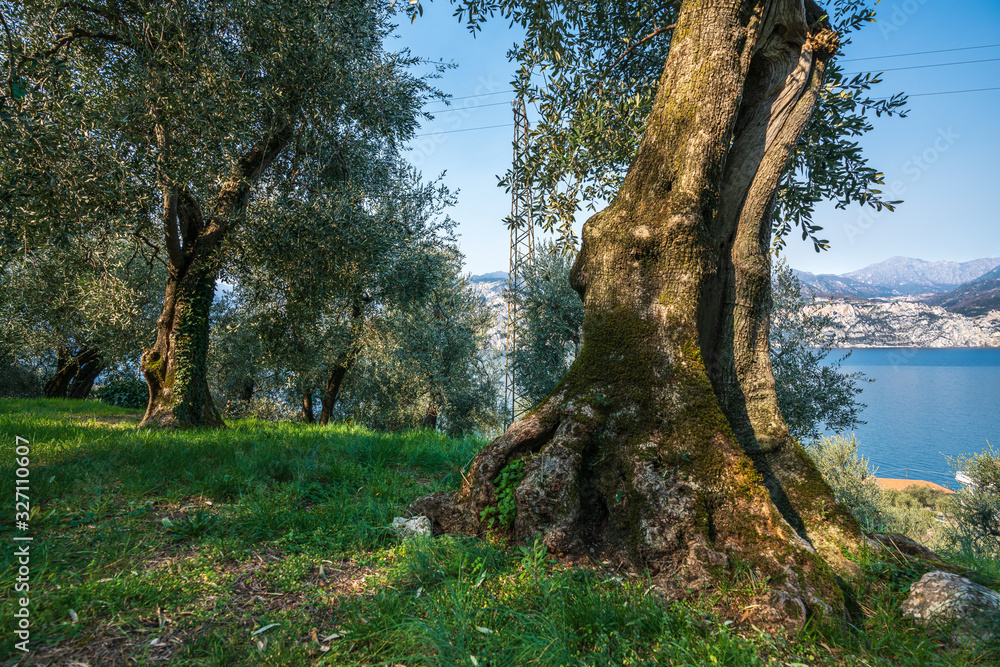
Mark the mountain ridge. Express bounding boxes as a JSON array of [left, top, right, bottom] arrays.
[[794, 256, 1000, 299]]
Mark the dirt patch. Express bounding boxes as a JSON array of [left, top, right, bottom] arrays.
[[19, 554, 378, 666], [18, 621, 188, 666]]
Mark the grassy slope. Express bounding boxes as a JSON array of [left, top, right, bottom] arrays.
[[0, 399, 996, 666]]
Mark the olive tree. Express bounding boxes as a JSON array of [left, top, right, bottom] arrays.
[[413, 0, 904, 623], [2, 0, 437, 427]]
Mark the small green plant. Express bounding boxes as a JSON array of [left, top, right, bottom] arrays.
[[479, 457, 526, 530], [517, 534, 550, 580], [162, 509, 219, 541]]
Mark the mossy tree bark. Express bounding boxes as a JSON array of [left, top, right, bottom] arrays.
[[140, 125, 291, 428], [412, 0, 859, 625]]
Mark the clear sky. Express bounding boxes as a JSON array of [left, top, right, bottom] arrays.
[[394, 0, 1000, 277]]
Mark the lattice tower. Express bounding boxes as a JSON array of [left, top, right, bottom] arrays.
[[503, 96, 535, 428]]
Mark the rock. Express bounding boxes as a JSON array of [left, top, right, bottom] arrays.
[[391, 516, 433, 539], [407, 491, 478, 535], [866, 533, 945, 563], [812, 299, 1000, 348], [901, 571, 1000, 644]]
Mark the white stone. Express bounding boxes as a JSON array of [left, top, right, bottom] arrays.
[[391, 515, 432, 538], [901, 570, 1000, 644]]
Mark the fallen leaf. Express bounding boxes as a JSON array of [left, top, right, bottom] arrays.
[[252, 623, 280, 636]]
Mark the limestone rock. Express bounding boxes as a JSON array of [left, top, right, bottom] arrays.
[[901, 571, 1000, 644], [813, 300, 1000, 348], [391, 515, 433, 539]]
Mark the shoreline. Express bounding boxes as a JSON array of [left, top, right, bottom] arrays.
[[874, 478, 956, 494]]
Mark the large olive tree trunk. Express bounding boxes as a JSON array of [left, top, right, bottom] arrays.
[[412, 0, 858, 625], [140, 126, 291, 428]]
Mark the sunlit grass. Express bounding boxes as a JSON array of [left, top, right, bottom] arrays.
[[0, 399, 997, 665]]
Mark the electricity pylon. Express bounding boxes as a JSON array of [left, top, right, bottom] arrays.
[[503, 96, 535, 429]]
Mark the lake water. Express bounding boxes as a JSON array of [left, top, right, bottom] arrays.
[[824, 348, 1000, 488]]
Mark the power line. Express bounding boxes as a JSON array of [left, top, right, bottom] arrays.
[[413, 122, 511, 137], [441, 89, 515, 102], [841, 42, 1000, 63], [844, 56, 1000, 77], [423, 100, 512, 114], [908, 86, 1000, 98]]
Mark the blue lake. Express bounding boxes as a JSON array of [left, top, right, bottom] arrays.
[[824, 348, 1000, 488]]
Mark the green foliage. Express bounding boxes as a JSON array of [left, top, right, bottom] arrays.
[[947, 443, 1000, 559], [480, 457, 526, 530], [512, 242, 585, 408], [3, 0, 443, 424], [771, 259, 870, 441], [94, 378, 148, 410], [337, 256, 502, 436], [0, 352, 45, 398], [444, 1, 905, 251], [807, 434, 891, 531]]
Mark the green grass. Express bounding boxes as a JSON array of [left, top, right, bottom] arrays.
[[1, 399, 998, 665]]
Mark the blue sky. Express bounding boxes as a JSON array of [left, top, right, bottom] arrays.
[[395, 0, 1000, 277]]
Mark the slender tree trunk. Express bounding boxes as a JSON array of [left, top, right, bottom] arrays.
[[412, 0, 857, 627], [302, 386, 315, 423], [139, 119, 291, 428], [422, 392, 441, 430], [319, 354, 354, 426], [319, 302, 364, 426]]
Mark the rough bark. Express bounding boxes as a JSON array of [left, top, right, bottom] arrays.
[[139, 120, 291, 428], [302, 386, 315, 423], [411, 0, 858, 627], [66, 348, 103, 399], [45, 345, 102, 399], [44, 347, 77, 398]]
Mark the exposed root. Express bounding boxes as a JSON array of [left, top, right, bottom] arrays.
[[410, 395, 856, 627]]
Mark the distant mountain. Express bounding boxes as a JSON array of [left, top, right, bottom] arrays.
[[795, 256, 1000, 299], [924, 265, 1000, 317], [469, 271, 508, 283], [815, 300, 1000, 348], [793, 270, 893, 298]]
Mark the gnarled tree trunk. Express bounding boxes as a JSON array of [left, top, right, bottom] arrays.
[[45, 345, 103, 399], [140, 121, 291, 428], [66, 347, 103, 399], [44, 347, 79, 398], [412, 0, 859, 626]]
